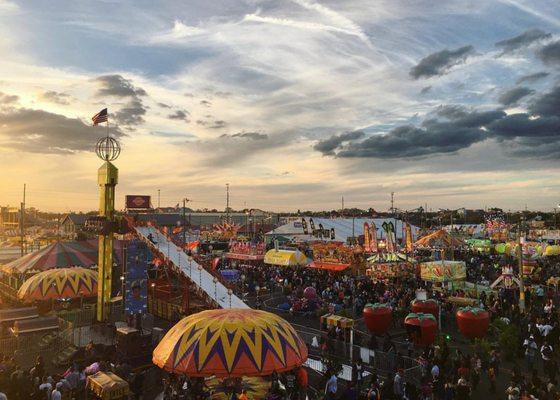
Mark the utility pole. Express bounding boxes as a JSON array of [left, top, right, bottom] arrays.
[[390, 192, 395, 214], [182, 198, 190, 245], [341, 196, 344, 217], [518, 215, 526, 313], [226, 183, 230, 223], [157, 189, 161, 209], [20, 183, 26, 257]]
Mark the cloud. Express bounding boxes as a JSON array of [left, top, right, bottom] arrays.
[[93, 74, 147, 98], [39, 90, 71, 105], [200, 100, 211, 107], [410, 46, 474, 79], [0, 91, 18, 104], [0, 107, 123, 154], [316, 82, 560, 161], [114, 99, 147, 126], [529, 85, 560, 117], [314, 130, 365, 155], [209, 120, 226, 129], [420, 86, 432, 95], [516, 71, 549, 84], [150, 20, 205, 44], [495, 29, 551, 53], [167, 110, 190, 122], [498, 87, 535, 106], [157, 102, 171, 109], [222, 132, 268, 140], [537, 40, 560, 65]]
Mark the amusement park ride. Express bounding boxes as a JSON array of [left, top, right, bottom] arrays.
[[94, 135, 120, 322]]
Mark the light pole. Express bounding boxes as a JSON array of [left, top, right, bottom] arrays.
[[188, 256, 193, 278], [198, 265, 203, 287], [227, 288, 233, 308], [213, 277, 218, 302]]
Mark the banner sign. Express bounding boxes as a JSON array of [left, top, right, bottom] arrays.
[[126, 195, 151, 209], [301, 218, 309, 235], [370, 222, 378, 253], [363, 222, 371, 252], [420, 261, 466, 282], [311, 242, 353, 265], [125, 240, 151, 315], [405, 223, 414, 253]]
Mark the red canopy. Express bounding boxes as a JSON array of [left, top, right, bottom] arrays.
[[308, 261, 350, 271]]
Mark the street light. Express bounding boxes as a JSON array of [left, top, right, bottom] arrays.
[[213, 277, 218, 302], [227, 288, 233, 308], [188, 256, 193, 277], [198, 265, 203, 286]]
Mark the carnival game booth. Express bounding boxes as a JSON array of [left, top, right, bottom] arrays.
[[420, 260, 466, 291], [86, 371, 130, 400], [308, 242, 353, 272], [366, 252, 417, 280], [0, 240, 122, 302], [415, 229, 465, 259], [153, 308, 307, 398], [224, 240, 266, 264]]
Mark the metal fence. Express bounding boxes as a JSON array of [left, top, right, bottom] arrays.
[[291, 323, 423, 386]]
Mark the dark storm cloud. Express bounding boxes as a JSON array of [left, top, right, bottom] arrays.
[[314, 131, 365, 155], [529, 85, 560, 117], [498, 87, 535, 106], [220, 132, 268, 140], [93, 75, 147, 98], [516, 72, 549, 84], [114, 99, 147, 126], [0, 108, 123, 154], [495, 29, 551, 53], [409, 45, 474, 79], [335, 123, 486, 159], [316, 83, 560, 161], [168, 110, 190, 122], [537, 40, 560, 65], [39, 90, 71, 105], [486, 113, 560, 139], [0, 92, 18, 104]]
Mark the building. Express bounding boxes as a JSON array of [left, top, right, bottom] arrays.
[[0, 206, 20, 233], [59, 213, 89, 239], [265, 217, 419, 244], [131, 211, 276, 230]]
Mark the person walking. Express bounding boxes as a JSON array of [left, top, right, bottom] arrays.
[[524, 335, 538, 372]]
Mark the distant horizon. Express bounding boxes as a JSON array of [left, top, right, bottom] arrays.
[[0, 1, 559, 213]]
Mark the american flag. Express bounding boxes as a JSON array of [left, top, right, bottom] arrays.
[[92, 108, 108, 125]]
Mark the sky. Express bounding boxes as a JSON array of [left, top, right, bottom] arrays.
[[0, 0, 559, 213]]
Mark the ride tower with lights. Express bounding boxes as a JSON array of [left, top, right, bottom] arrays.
[[95, 136, 120, 322]]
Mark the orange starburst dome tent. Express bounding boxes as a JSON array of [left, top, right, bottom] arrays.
[[17, 267, 97, 303], [152, 308, 308, 377], [414, 229, 464, 248]]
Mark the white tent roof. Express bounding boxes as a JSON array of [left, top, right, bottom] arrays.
[[266, 217, 419, 242]]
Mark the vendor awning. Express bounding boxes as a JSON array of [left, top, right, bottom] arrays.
[[308, 261, 350, 271], [224, 252, 265, 261], [264, 249, 307, 266], [367, 252, 413, 263]]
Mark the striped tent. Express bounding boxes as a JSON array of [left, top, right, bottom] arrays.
[[18, 267, 97, 302], [1, 240, 123, 275]]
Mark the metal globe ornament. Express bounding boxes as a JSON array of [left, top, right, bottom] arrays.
[[95, 136, 121, 162]]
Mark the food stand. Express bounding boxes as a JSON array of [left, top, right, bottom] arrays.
[[86, 372, 130, 400], [366, 252, 417, 280]]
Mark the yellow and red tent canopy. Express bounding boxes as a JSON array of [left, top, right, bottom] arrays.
[[414, 229, 464, 248], [18, 267, 97, 302], [152, 308, 308, 377]]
